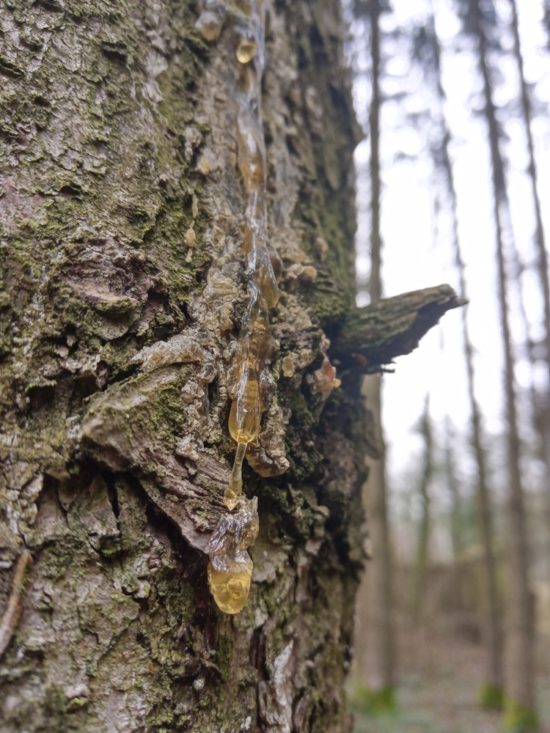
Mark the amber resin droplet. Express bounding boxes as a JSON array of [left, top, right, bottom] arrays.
[[237, 123, 264, 192], [257, 259, 280, 309], [236, 37, 257, 64], [195, 10, 223, 42], [228, 372, 261, 444], [224, 441, 246, 510], [223, 485, 239, 513], [207, 551, 253, 614], [206, 0, 280, 615]]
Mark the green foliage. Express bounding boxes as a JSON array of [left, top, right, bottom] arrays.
[[352, 698, 443, 733], [503, 698, 539, 733], [350, 683, 397, 715], [478, 682, 504, 710]]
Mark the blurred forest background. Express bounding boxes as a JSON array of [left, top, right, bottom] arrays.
[[344, 0, 550, 731]]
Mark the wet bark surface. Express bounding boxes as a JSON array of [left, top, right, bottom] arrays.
[[0, 1, 458, 731]]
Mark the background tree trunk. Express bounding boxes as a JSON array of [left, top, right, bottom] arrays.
[[412, 398, 433, 626], [426, 5, 504, 699], [443, 419, 464, 608], [361, 375, 395, 696], [508, 0, 550, 580], [470, 0, 537, 727], [358, 0, 396, 701]]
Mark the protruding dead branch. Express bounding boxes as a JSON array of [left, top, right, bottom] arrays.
[[332, 284, 465, 370]]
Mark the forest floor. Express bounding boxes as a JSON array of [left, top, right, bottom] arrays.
[[351, 622, 550, 733]]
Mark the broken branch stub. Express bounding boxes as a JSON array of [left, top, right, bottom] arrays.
[[331, 284, 465, 371]]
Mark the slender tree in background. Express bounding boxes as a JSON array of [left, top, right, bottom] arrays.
[[416, 6, 504, 703], [544, 1, 550, 47], [508, 0, 550, 572], [468, 0, 537, 727], [360, 0, 396, 703], [443, 418, 464, 607], [412, 398, 434, 624]]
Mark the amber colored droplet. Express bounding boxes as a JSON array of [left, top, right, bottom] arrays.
[[236, 506, 259, 550], [236, 38, 257, 64], [223, 484, 238, 512], [224, 441, 247, 510], [242, 224, 253, 255], [195, 11, 223, 42], [228, 375, 261, 444], [206, 0, 278, 617], [246, 313, 269, 366], [237, 124, 264, 191], [258, 265, 280, 309], [208, 552, 253, 614], [240, 153, 264, 192]]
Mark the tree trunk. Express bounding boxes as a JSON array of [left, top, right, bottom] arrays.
[[358, 0, 396, 701], [427, 4, 504, 700], [470, 0, 537, 727], [443, 419, 463, 608], [508, 0, 550, 579], [412, 399, 433, 626], [361, 375, 395, 697], [0, 1, 461, 730], [544, 1, 550, 51]]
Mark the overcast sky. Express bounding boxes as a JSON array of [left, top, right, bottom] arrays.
[[350, 0, 550, 506]]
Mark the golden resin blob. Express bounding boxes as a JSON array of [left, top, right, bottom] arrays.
[[195, 10, 223, 42], [205, 0, 279, 615], [224, 442, 247, 510], [236, 37, 257, 64], [228, 371, 261, 444], [207, 552, 253, 615]]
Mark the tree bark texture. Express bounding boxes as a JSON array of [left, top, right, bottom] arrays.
[[0, 1, 460, 731], [0, 1, 366, 731]]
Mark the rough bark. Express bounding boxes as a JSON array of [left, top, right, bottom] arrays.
[[0, 1, 459, 731]]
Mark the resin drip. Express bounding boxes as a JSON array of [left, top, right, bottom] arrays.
[[207, 497, 260, 615], [206, 0, 280, 614], [224, 301, 271, 510], [223, 0, 278, 514], [208, 552, 253, 615]]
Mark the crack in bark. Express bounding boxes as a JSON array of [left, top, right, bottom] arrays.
[[0, 550, 32, 660]]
